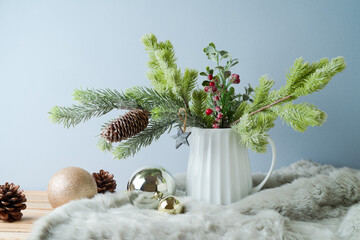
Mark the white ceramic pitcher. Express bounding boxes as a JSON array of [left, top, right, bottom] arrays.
[[186, 127, 276, 205]]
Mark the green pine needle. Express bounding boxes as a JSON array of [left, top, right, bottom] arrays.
[[111, 119, 174, 159], [49, 89, 139, 128]]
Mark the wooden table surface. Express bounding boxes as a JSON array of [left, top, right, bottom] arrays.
[[0, 191, 51, 240]]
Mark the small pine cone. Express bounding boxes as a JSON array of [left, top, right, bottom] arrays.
[[0, 183, 27, 222], [92, 170, 117, 193], [101, 109, 149, 143]]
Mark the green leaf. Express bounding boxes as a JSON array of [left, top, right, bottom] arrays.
[[230, 61, 239, 67], [218, 50, 228, 56], [229, 87, 235, 96], [224, 71, 231, 79], [200, 72, 208, 76], [204, 45, 216, 54], [208, 53, 217, 61], [202, 80, 210, 86], [215, 66, 224, 71]]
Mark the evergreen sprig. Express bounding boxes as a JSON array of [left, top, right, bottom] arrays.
[[190, 89, 211, 127], [125, 86, 183, 111], [142, 33, 198, 112], [111, 119, 175, 159], [49, 88, 139, 128], [232, 112, 277, 153], [232, 56, 346, 152], [271, 103, 327, 132], [248, 75, 274, 113]]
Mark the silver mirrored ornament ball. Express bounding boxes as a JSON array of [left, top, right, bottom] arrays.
[[127, 167, 176, 209]]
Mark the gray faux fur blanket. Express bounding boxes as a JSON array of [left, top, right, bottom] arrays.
[[28, 160, 360, 240]]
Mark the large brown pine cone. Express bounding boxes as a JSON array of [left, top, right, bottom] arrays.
[[101, 109, 149, 143], [0, 182, 27, 222], [92, 170, 117, 193]]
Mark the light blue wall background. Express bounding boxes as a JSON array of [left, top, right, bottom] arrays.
[[0, 1, 359, 191]]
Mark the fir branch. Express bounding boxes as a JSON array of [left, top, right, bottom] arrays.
[[232, 101, 249, 123], [178, 68, 198, 110], [141, 33, 159, 52], [142, 33, 179, 93], [155, 48, 178, 71], [271, 103, 327, 132], [190, 89, 207, 117], [248, 75, 275, 112], [272, 57, 345, 101], [232, 112, 277, 153], [97, 137, 113, 152], [112, 119, 174, 159], [49, 104, 112, 128], [231, 95, 291, 126], [49, 89, 139, 128], [125, 86, 183, 111], [142, 33, 198, 112], [150, 107, 179, 122], [292, 57, 346, 97], [190, 89, 211, 127], [72, 88, 138, 109], [146, 69, 167, 92], [276, 57, 327, 97]]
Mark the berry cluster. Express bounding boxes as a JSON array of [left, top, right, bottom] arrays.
[[200, 42, 253, 128], [204, 73, 241, 128]]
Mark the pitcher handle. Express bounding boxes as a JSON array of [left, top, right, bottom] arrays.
[[252, 137, 276, 193]]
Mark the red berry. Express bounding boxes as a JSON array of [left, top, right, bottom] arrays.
[[213, 95, 219, 101], [231, 73, 240, 80], [204, 86, 211, 92], [212, 123, 220, 128], [215, 106, 221, 112], [217, 113, 223, 119], [209, 81, 215, 87], [208, 75, 213, 80], [232, 79, 240, 84], [212, 86, 217, 92], [205, 108, 213, 115], [231, 74, 240, 84]]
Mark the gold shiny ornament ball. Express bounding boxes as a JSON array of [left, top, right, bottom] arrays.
[[158, 196, 183, 214], [47, 167, 98, 208]]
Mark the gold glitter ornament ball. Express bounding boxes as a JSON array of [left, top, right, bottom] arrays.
[[158, 196, 183, 214], [47, 167, 98, 208]]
